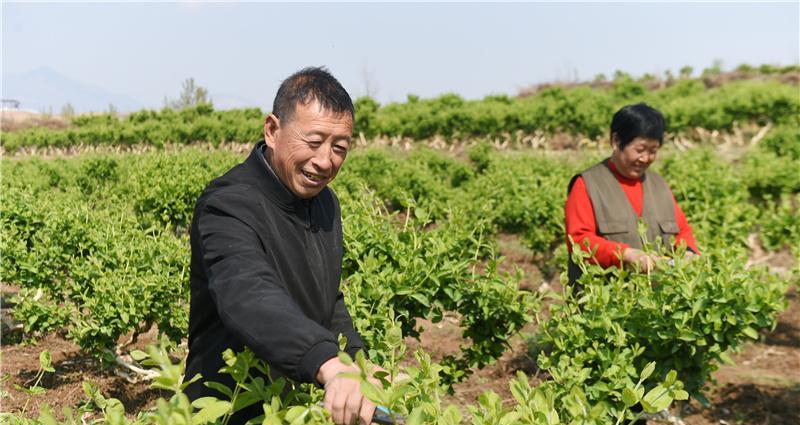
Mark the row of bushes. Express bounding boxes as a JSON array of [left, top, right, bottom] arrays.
[[2, 78, 797, 150], [356, 79, 799, 139]]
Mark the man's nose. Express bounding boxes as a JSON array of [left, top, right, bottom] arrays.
[[311, 146, 333, 172]]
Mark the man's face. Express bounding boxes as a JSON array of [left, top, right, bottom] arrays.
[[263, 100, 352, 199], [611, 136, 660, 179]]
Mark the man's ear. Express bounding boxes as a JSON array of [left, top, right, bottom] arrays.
[[264, 114, 280, 149]]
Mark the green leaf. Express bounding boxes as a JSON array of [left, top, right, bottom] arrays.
[[39, 351, 54, 373], [743, 327, 759, 339], [231, 391, 262, 414], [410, 293, 430, 307], [222, 349, 237, 367], [191, 400, 230, 425], [672, 389, 689, 400], [337, 351, 353, 366], [203, 381, 233, 398], [642, 384, 672, 413], [284, 406, 309, 423], [37, 405, 58, 425], [359, 380, 387, 405], [191, 397, 219, 409], [639, 361, 656, 381], [621, 387, 639, 407], [664, 370, 677, 387], [16, 385, 46, 396], [130, 350, 148, 362]]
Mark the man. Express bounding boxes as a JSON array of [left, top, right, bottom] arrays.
[[185, 67, 375, 425]]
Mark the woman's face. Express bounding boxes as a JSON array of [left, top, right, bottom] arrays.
[[611, 136, 660, 179]]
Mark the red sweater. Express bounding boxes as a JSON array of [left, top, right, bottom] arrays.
[[565, 162, 699, 268]]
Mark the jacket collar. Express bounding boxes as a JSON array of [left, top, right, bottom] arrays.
[[245, 141, 313, 213]]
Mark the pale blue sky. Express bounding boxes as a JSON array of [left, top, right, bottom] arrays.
[[2, 2, 799, 111]]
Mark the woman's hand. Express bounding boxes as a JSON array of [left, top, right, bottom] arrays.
[[621, 248, 661, 273]]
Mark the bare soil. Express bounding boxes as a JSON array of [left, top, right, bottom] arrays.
[[1, 325, 167, 418]]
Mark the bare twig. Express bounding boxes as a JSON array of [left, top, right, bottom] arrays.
[[749, 123, 772, 146], [104, 349, 159, 382]]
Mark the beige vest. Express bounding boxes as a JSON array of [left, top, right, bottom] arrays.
[[567, 159, 678, 284]]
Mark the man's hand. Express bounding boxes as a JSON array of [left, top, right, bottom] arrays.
[[317, 357, 376, 425], [621, 248, 660, 273]]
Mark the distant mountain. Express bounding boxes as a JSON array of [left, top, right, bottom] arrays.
[[1, 67, 145, 113]]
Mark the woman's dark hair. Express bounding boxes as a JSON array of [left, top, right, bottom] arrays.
[[610, 103, 665, 149], [272, 66, 354, 123]]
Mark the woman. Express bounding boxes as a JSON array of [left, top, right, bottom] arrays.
[[565, 103, 699, 285]]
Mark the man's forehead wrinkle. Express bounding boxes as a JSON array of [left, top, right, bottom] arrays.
[[286, 117, 352, 141], [300, 112, 354, 130]]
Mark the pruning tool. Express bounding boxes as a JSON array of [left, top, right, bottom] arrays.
[[316, 403, 405, 425], [372, 405, 405, 425]]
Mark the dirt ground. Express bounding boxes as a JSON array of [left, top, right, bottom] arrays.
[[0, 326, 167, 418], [0, 110, 68, 132], [2, 240, 798, 424]]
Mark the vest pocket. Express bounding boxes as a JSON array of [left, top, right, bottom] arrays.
[[659, 220, 680, 234], [597, 220, 628, 235]]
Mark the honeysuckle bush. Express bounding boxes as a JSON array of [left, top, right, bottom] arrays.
[[739, 149, 800, 200], [3, 321, 687, 425], [0, 186, 191, 350], [534, 244, 787, 409], [126, 152, 241, 229], [758, 194, 800, 253], [758, 124, 800, 160], [337, 184, 537, 385], [458, 153, 586, 258], [1, 105, 264, 151], [334, 147, 474, 222]]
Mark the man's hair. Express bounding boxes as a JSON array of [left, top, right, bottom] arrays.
[[610, 103, 665, 149], [272, 66, 354, 123]]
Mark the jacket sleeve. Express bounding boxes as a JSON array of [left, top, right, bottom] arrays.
[[565, 176, 628, 268], [329, 293, 366, 358], [197, 191, 339, 385]]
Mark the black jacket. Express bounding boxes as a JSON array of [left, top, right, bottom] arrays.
[[185, 141, 364, 404]]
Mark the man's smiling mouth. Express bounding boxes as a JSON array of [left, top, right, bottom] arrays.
[[302, 170, 326, 182]]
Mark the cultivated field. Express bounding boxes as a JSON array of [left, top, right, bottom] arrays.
[[2, 66, 798, 424]]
